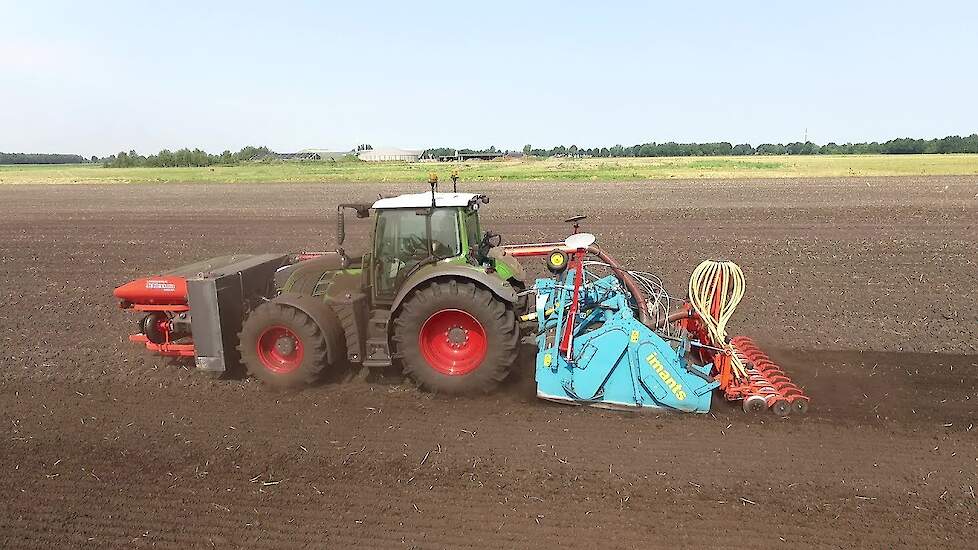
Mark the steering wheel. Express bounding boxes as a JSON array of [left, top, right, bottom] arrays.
[[402, 234, 428, 257], [431, 240, 453, 257]]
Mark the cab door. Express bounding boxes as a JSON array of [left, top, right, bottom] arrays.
[[371, 208, 462, 304]]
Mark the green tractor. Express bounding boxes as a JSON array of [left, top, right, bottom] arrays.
[[237, 178, 526, 393]]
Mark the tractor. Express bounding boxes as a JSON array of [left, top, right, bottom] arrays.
[[240, 183, 526, 393], [114, 175, 809, 414], [115, 175, 526, 394]]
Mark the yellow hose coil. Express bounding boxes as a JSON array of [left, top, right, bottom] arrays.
[[688, 260, 747, 379]]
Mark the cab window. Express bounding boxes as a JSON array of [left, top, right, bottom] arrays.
[[465, 209, 480, 253], [430, 209, 461, 257], [373, 208, 460, 299]]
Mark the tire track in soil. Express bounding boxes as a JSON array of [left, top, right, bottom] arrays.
[[3, 347, 976, 549]]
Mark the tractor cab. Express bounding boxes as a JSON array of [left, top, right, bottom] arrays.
[[369, 191, 490, 302]]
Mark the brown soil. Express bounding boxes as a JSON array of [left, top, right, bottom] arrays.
[[1, 177, 976, 548]]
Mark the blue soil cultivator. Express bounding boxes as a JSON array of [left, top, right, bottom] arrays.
[[508, 230, 809, 416], [533, 270, 717, 412]]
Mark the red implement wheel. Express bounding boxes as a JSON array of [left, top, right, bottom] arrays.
[[394, 280, 518, 394], [239, 302, 330, 387]]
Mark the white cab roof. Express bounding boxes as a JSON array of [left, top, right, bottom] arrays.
[[372, 192, 485, 209]]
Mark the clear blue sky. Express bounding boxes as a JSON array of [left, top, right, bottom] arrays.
[[2, 0, 976, 156]]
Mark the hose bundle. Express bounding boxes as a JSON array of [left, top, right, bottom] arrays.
[[688, 260, 747, 379], [581, 261, 679, 333], [688, 260, 745, 344]]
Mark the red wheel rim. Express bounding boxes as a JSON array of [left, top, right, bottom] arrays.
[[256, 325, 304, 374], [418, 309, 487, 376]]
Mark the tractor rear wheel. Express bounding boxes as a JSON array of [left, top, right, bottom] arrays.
[[393, 280, 518, 394], [238, 302, 329, 387]]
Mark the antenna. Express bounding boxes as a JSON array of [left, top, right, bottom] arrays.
[[427, 172, 438, 208]]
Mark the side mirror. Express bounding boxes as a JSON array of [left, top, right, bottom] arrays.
[[337, 203, 372, 245]]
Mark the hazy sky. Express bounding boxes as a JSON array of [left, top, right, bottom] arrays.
[[2, 0, 976, 156]]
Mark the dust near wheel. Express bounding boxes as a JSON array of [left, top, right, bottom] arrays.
[[238, 301, 330, 387], [393, 280, 519, 394]]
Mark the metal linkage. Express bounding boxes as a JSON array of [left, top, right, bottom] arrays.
[[731, 336, 810, 416], [579, 261, 682, 337]]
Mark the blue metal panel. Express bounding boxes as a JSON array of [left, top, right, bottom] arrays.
[[534, 272, 718, 413]]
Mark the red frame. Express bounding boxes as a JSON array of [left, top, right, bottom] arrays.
[[129, 334, 195, 357]]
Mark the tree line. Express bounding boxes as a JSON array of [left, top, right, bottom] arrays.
[[5, 133, 978, 167], [517, 134, 978, 158], [0, 152, 88, 164], [101, 146, 273, 167], [423, 146, 503, 158]]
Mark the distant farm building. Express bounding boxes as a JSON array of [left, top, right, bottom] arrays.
[[358, 147, 422, 162], [251, 151, 323, 161], [251, 149, 353, 161], [299, 149, 353, 160], [277, 152, 322, 160], [436, 151, 506, 162]]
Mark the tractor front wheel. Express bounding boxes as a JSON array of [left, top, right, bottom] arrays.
[[238, 302, 329, 387], [393, 280, 518, 394]]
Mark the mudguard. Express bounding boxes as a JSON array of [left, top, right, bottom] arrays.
[[278, 253, 361, 295], [390, 262, 518, 312]]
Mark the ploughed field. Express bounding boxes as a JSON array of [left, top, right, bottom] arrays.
[[1, 177, 976, 548]]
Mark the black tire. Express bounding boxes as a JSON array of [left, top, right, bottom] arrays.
[[742, 395, 767, 414], [140, 312, 168, 344], [238, 301, 329, 387], [771, 399, 791, 418], [393, 280, 518, 395], [793, 398, 809, 415]]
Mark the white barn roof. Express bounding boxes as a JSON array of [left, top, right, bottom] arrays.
[[358, 147, 423, 161], [372, 192, 485, 209]]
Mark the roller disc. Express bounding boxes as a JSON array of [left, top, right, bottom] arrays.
[[793, 399, 809, 415], [771, 399, 791, 417], [743, 395, 767, 413]]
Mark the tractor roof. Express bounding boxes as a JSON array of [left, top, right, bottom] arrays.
[[372, 192, 486, 210]]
